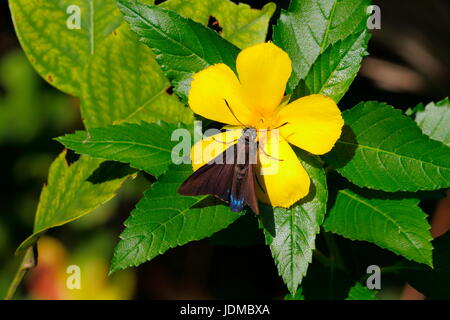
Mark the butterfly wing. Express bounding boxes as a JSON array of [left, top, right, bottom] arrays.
[[178, 139, 260, 214], [178, 144, 237, 201], [178, 162, 235, 200], [243, 164, 259, 214]]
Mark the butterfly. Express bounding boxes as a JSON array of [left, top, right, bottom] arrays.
[[178, 126, 261, 214], [178, 99, 287, 214]]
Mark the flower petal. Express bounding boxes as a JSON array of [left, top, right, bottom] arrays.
[[278, 94, 344, 155], [191, 128, 243, 171], [188, 64, 253, 126], [236, 42, 292, 116], [256, 131, 310, 208]]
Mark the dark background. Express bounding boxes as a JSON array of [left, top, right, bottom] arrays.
[[0, 0, 449, 299]]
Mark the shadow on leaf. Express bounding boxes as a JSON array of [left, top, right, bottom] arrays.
[[323, 124, 358, 169], [87, 161, 137, 184]]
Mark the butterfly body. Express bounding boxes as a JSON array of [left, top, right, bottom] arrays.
[[178, 128, 260, 214]]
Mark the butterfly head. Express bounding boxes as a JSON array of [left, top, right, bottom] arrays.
[[242, 127, 257, 142]]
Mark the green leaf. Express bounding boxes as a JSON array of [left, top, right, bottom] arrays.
[[81, 0, 274, 128], [400, 231, 450, 299], [414, 97, 450, 146], [57, 121, 183, 177], [110, 164, 242, 272], [405, 102, 425, 117], [285, 287, 304, 300], [294, 30, 370, 102], [117, 0, 240, 101], [325, 101, 450, 192], [162, 0, 276, 49], [9, 0, 126, 95], [81, 23, 193, 129], [324, 189, 433, 266], [17, 152, 129, 253], [273, 0, 371, 92], [260, 151, 327, 294], [346, 282, 377, 300]]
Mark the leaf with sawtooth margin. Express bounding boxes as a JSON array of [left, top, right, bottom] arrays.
[[324, 101, 450, 192], [110, 164, 242, 272]]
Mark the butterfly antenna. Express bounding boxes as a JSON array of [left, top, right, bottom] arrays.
[[257, 122, 289, 133], [224, 99, 245, 126], [273, 122, 289, 130], [255, 174, 266, 194]]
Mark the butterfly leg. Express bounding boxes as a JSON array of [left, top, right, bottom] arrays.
[[258, 145, 284, 162], [212, 137, 238, 145]]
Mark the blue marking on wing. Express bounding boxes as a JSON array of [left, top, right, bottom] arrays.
[[230, 194, 245, 212]]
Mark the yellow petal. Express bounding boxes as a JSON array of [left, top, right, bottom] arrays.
[[256, 130, 310, 208], [277, 94, 344, 155], [236, 42, 292, 116], [191, 128, 243, 171], [188, 64, 253, 126]]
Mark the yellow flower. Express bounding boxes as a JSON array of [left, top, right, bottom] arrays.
[[188, 42, 344, 208]]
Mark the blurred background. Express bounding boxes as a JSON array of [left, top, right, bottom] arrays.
[[0, 0, 449, 299]]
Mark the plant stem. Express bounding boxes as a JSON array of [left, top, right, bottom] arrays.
[[323, 232, 346, 271], [4, 247, 36, 300]]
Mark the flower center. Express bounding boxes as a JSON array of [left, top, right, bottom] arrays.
[[252, 109, 282, 131]]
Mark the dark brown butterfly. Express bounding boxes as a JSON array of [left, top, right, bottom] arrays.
[[178, 127, 260, 214]]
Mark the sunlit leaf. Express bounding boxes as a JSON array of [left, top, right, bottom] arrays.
[[324, 189, 433, 266], [117, 0, 240, 101], [346, 282, 377, 300], [9, 0, 125, 95], [57, 121, 184, 177], [81, 24, 193, 129], [273, 0, 371, 91], [294, 30, 370, 102], [260, 152, 327, 294], [285, 287, 304, 300], [162, 0, 276, 49], [325, 101, 450, 192], [17, 152, 130, 253], [414, 97, 450, 146], [110, 164, 242, 272]]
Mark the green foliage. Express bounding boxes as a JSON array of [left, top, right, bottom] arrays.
[[414, 98, 450, 146], [9, 0, 125, 95], [260, 152, 327, 295], [294, 30, 370, 102], [10, 0, 275, 126], [17, 151, 130, 253], [8, 0, 450, 300], [110, 164, 242, 273], [285, 287, 304, 300], [161, 0, 276, 49], [117, 0, 240, 101], [324, 189, 433, 266], [57, 121, 184, 177], [273, 0, 371, 92], [81, 0, 275, 128], [325, 101, 450, 192], [81, 23, 193, 129], [346, 283, 377, 300], [400, 231, 450, 299]]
